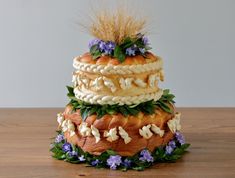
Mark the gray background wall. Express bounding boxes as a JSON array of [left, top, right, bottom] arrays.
[[0, 0, 235, 107]]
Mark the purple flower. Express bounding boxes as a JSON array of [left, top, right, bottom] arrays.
[[88, 39, 100, 48], [168, 140, 176, 149], [104, 41, 115, 54], [62, 143, 72, 152], [142, 36, 149, 45], [126, 47, 136, 56], [165, 145, 174, 155], [107, 155, 122, 170], [91, 159, 100, 166], [98, 41, 106, 51], [139, 48, 146, 54], [55, 134, 64, 143], [68, 151, 78, 157], [175, 132, 185, 145], [139, 150, 154, 163], [165, 140, 176, 155], [122, 159, 132, 168], [78, 155, 86, 162]]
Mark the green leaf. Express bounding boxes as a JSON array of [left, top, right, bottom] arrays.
[[90, 45, 102, 59], [114, 45, 126, 62]]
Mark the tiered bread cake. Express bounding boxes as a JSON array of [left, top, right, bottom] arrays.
[[50, 10, 190, 171]]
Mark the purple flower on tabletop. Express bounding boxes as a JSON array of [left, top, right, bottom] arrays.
[[168, 140, 176, 149], [126, 47, 136, 56], [139, 149, 154, 163], [165, 145, 174, 155], [122, 159, 132, 168], [62, 143, 72, 152], [142, 36, 149, 45], [107, 155, 122, 170], [91, 159, 100, 166], [68, 151, 78, 157], [88, 39, 101, 49], [165, 140, 176, 155], [175, 132, 185, 145], [78, 155, 86, 162], [55, 134, 64, 143]]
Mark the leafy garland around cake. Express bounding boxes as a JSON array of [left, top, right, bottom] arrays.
[[50, 131, 190, 171], [67, 86, 175, 120], [89, 33, 152, 62]]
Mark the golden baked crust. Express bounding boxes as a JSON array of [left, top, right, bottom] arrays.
[[63, 105, 175, 156], [79, 52, 158, 65]]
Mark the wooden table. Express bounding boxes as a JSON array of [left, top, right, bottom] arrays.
[[0, 108, 235, 178]]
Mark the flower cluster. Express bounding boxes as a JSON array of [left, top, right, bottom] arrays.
[[125, 36, 149, 56], [165, 140, 176, 155], [175, 132, 185, 145], [55, 134, 64, 143], [88, 34, 152, 62], [165, 132, 186, 155], [139, 149, 154, 162], [89, 39, 116, 55], [107, 155, 122, 169]]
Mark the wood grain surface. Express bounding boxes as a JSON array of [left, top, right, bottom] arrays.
[[0, 108, 235, 178]]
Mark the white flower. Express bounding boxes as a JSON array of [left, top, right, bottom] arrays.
[[91, 125, 101, 143], [139, 125, 153, 139], [118, 126, 132, 144], [57, 113, 64, 126], [167, 113, 181, 133], [151, 124, 165, 137], [104, 127, 119, 142], [78, 122, 91, 136]]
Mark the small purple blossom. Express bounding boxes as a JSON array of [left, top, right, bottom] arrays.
[[139, 48, 146, 54], [175, 132, 185, 145], [62, 143, 72, 152], [78, 155, 86, 162], [165, 145, 174, 155], [98, 41, 106, 51], [139, 150, 154, 163], [142, 36, 149, 45], [168, 140, 176, 149], [55, 134, 64, 143], [126, 47, 136, 56], [68, 151, 78, 157], [165, 140, 176, 155], [91, 159, 100, 166], [107, 155, 122, 170], [104, 41, 116, 54], [88, 39, 100, 48], [122, 159, 132, 168]]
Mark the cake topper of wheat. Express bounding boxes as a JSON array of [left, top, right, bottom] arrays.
[[84, 9, 147, 44]]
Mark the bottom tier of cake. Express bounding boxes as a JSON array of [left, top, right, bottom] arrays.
[[50, 131, 189, 171], [50, 105, 190, 170]]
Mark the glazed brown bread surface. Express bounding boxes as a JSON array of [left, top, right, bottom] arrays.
[[79, 52, 157, 65], [62, 105, 175, 156]]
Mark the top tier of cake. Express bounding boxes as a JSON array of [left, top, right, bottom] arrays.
[[72, 52, 164, 106]]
